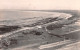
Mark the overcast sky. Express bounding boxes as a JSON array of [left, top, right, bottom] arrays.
[[0, 0, 80, 10]]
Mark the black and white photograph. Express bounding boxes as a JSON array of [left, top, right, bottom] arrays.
[[0, 0, 80, 50]]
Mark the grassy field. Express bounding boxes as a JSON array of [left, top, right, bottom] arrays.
[[0, 10, 80, 50]]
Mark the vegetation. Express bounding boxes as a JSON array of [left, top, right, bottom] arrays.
[[0, 26, 21, 34], [25, 17, 58, 27]]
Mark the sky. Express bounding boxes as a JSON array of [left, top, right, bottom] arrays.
[[0, 0, 80, 10]]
